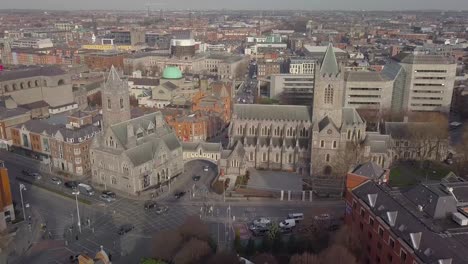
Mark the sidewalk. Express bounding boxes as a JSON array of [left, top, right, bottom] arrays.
[[5, 206, 44, 264]]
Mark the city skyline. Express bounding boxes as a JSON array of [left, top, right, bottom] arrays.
[[1, 0, 468, 11]]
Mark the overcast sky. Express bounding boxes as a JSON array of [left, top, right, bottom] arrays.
[[1, 0, 467, 11]]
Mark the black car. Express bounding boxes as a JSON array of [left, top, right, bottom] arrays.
[[144, 200, 157, 210], [22, 169, 32, 176], [118, 224, 134, 235], [192, 175, 201, 181], [174, 191, 186, 199], [102, 190, 116, 198], [64, 181, 78, 189], [251, 227, 269, 237]]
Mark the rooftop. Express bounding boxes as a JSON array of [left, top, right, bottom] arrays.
[[234, 104, 312, 122], [0, 66, 67, 82], [353, 181, 468, 264]]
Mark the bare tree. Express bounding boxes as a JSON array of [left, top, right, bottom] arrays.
[[150, 65, 161, 77], [178, 215, 211, 242], [455, 126, 468, 178], [253, 253, 278, 264], [206, 251, 240, 264], [319, 245, 357, 264], [173, 238, 213, 264], [152, 230, 183, 261], [331, 226, 363, 262], [408, 112, 449, 166], [289, 252, 320, 264], [234, 60, 249, 80]]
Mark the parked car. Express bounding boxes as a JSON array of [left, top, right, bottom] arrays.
[[251, 226, 269, 237], [287, 213, 304, 223], [51, 177, 62, 185], [253, 217, 271, 226], [102, 190, 116, 198], [174, 191, 186, 199], [64, 181, 78, 189], [279, 219, 296, 229], [192, 175, 201, 181], [144, 200, 157, 210], [118, 224, 134, 235], [78, 183, 94, 196], [22, 169, 32, 176], [155, 206, 168, 215], [445, 158, 454, 165], [30, 172, 42, 180], [99, 194, 115, 203]]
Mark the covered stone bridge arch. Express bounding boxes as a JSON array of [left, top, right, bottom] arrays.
[[182, 142, 222, 167]]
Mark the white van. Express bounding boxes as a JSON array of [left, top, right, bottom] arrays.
[[279, 219, 296, 229], [78, 183, 95, 196], [288, 213, 304, 223]]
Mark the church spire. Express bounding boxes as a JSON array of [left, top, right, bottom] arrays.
[[320, 43, 340, 76]]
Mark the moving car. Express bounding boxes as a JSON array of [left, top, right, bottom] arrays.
[[155, 206, 168, 215], [203, 166, 209, 172], [22, 169, 32, 176], [192, 175, 201, 181], [102, 190, 116, 198], [118, 224, 134, 235], [99, 194, 115, 203], [51, 177, 62, 185], [144, 200, 157, 210], [174, 191, 186, 199]]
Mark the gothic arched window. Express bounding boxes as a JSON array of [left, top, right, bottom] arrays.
[[324, 84, 334, 104]]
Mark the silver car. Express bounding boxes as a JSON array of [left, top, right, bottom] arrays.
[[50, 177, 62, 185], [100, 194, 115, 203]]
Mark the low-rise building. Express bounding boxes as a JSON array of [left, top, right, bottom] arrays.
[[10, 111, 101, 176], [345, 178, 468, 264]]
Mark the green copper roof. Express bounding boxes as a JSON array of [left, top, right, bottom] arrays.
[[320, 43, 340, 76], [162, 66, 183, 79]]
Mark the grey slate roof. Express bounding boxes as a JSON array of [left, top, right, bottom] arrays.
[[342, 108, 364, 125], [181, 141, 220, 153], [383, 122, 436, 139], [0, 66, 66, 82], [161, 81, 178, 90], [129, 78, 160, 86], [319, 43, 340, 76], [352, 161, 385, 180], [234, 104, 312, 122], [110, 112, 164, 147], [353, 181, 468, 264], [0, 105, 29, 119], [393, 52, 455, 64]]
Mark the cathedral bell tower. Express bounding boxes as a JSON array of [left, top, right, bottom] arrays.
[[312, 43, 345, 126], [101, 66, 131, 131]]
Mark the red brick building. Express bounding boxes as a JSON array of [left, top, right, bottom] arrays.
[[345, 179, 468, 264]]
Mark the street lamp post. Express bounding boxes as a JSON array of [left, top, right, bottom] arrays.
[[19, 184, 27, 220], [72, 191, 81, 233]]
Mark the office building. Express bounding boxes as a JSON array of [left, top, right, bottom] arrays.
[[289, 58, 316, 75], [269, 74, 315, 105]]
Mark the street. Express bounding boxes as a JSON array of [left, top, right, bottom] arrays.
[[1, 151, 344, 263]]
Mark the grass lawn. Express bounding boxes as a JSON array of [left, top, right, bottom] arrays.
[[389, 161, 453, 187]]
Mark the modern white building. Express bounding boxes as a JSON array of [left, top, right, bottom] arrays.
[[11, 38, 53, 49]]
